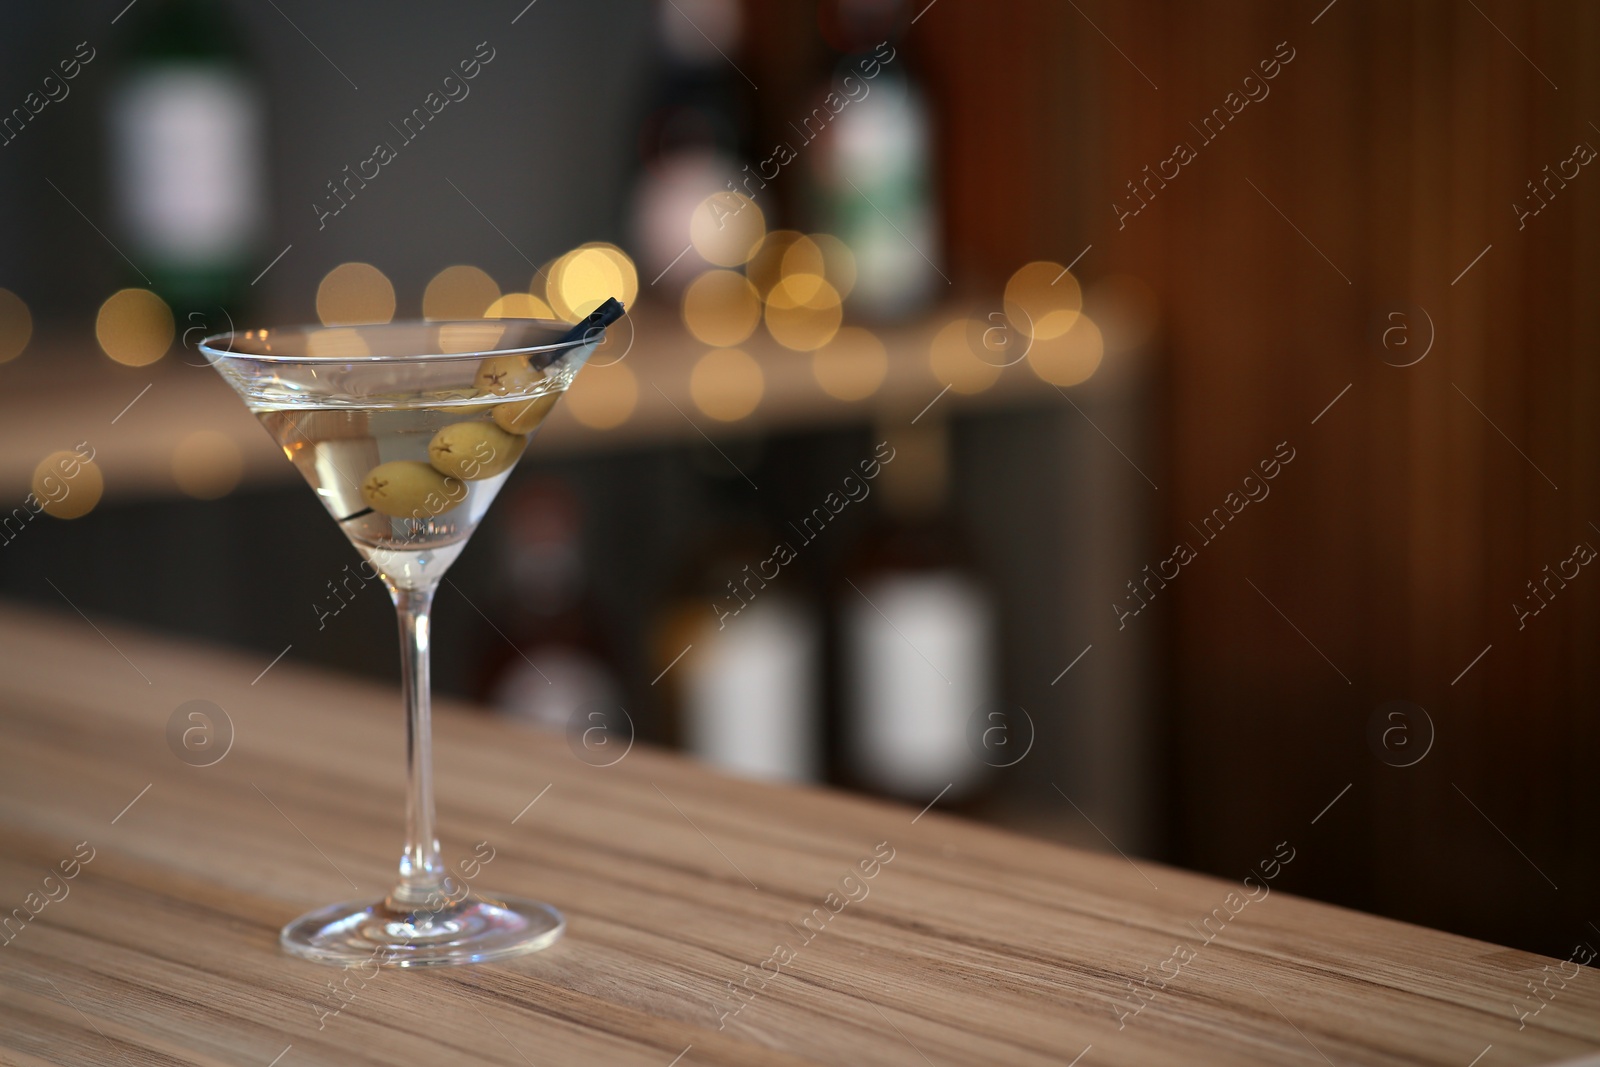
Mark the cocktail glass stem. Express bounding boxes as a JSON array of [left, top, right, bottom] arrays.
[[275, 561, 565, 965], [388, 580, 449, 912]]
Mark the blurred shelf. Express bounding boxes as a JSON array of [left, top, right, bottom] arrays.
[[0, 305, 1072, 502]]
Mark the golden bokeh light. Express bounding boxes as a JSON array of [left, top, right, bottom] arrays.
[[1004, 260, 1082, 340], [810, 233, 857, 299], [96, 288, 173, 366], [582, 242, 639, 308], [305, 327, 372, 359], [316, 262, 395, 326], [1028, 313, 1104, 387], [437, 322, 507, 355], [812, 326, 888, 402], [0, 288, 32, 363], [550, 247, 627, 323], [765, 275, 842, 351], [781, 237, 826, 300], [31, 450, 104, 520], [422, 265, 500, 320], [690, 347, 764, 422], [171, 430, 243, 500], [531, 258, 558, 301], [690, 191, 766, 267], [929, 317, 1002, 394], [485, 292, 556, 319], [682, 269, 761, 347], [746, 229, 804, 296], [563, 360, 638, 430]]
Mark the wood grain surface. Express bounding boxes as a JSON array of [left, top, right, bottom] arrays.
[[0, 603, 1595, 1066]]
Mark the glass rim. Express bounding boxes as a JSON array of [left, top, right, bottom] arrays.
[[197, 317, 600, 365]]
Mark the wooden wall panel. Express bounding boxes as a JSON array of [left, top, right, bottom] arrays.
[[1127, 0, 1599, 953], [912, 0, 1598, 954]]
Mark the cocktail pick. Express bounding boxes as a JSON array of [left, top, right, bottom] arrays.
[[523, 296, 625, 369]]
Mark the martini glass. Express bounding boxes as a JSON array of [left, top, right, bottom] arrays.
[[200, 305, 622, 967]]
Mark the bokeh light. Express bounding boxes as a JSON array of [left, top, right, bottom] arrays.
[[812, 326, 888, 401], [96, 288, 173, 366], [682, 269, 761, 347], [0, 288, 32, 363], [31, 450, 103, 519], [810, 233, 857, 299], [564, 360, 638, 429], [316, 262, 395, 326], [630, 152, 732, 282], [746, 230, 803, 296], [1004, 261, 1082, 340], [781, 236, 827, 300], [437, 322, 507, 355], [532, 257, 561, 302], [778, 234, 859, 302], [765, 274, 843, 351], [691, 347, 764, 421], [422, 265, 499, 320], [549, 246, 630, 323], [171, 430, 243, 500], [929, 317, 1002, 394], [485, 292, 556, 319], [584, 242, 640, 308], [690, 191, 766, 267], [305, 327, 372, 359], [1028, 313, 1104, 387], [964, 314, 1029, 368]]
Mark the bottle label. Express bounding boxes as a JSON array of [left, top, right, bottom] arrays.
[[110, 66, 264, 266], [821, 77, 939, 318], [845, 571, 992, 796], [685, 598, 821, 782]]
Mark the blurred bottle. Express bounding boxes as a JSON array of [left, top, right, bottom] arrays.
[[629, 0, 753, 290], [840, 419, 993, 800], [810, 0, 940, 320], [482, 478, 625, 732], [106, 0, 266, 316], [652, 478, 822, 782]]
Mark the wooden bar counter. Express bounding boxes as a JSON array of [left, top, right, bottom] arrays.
[[0, 603, 1596, 1066]]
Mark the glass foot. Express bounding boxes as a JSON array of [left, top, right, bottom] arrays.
[[280, 892, 564, 968]]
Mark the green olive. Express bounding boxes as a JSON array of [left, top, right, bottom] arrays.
[[492, 391, 560, 434], [427, 420, 525, 481], [474, 355, 541, 397], [360, 461, 465, 519]]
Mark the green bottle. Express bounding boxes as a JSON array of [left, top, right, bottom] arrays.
[[107, 0, 266, 319]]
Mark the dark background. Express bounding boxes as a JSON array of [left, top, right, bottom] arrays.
[[1, 0, 1596, 961]]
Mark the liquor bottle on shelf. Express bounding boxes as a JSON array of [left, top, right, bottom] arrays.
[[106, 0, 267, 318], [651, 477, 823, 783], [629, 0, 754, 289], [839, 418, 995, 800], [480, 478, 625, 733], [808, 0, 940, 321]]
